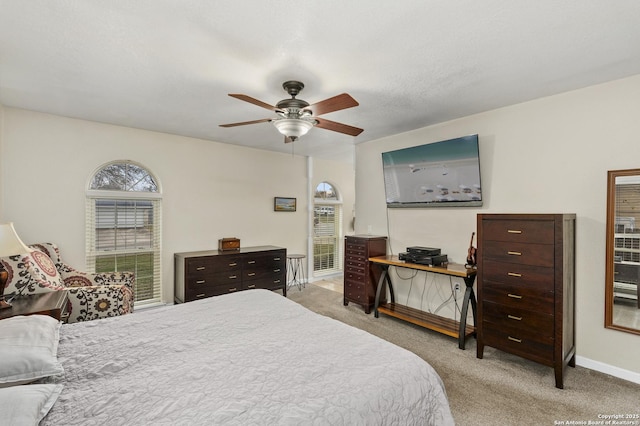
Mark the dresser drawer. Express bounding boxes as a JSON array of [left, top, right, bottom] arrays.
[[482, 283, 554, 314], [482, 240, 554, 267], [243, 277, 284, 291], [186, 283, 240, 300], [482, 219, 555, 244], [243, 267, 284, 282], [482, 301, 554, 336], [482, 328, 554, 365], [482, 259, 555, 291], [210, 284, 242, 296], [345, 246, 366, 257], [344, 253, 368, 264], [345, 270, 366, 284], [186, 256, 240, 276], [346, 240, 367, 250], [187, 269, 242, 287], [185, 257, 216, 276], [345, 262, 366, 275], [344, 281, 365, 302]]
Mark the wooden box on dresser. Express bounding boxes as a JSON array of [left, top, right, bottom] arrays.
[[476, 214, 576, 389], [175, 246, 286, 303], [344, 235, 387, 314]]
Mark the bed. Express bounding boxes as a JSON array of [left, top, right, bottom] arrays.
[[41, 289, 454, 425]]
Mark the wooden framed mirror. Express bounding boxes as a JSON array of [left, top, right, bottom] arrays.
[[605, 169, 640, 335]]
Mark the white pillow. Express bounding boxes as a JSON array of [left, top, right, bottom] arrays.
[[0, 315, 64, 387], [0, 384, 63, 425]]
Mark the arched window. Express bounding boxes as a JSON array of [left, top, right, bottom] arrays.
[[86, 161, 162, 305], [313, 181, 342, 275]]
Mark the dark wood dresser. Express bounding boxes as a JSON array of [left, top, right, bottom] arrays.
[[344, 235, 387, 314], [476, 214, 576, 388], [175, 246, 286, 303]]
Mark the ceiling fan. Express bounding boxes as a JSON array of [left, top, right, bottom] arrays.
[[220, 80, 363, 143]]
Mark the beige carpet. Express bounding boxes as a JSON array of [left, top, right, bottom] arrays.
[[288, 282, 640, 426]]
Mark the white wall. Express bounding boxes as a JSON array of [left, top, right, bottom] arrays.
[[0, 108, 354, 302], [0, 104, 4, 211], [355, 74, 640, 377]]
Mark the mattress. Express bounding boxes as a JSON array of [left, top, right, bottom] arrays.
[[43, 289, 454, 425]]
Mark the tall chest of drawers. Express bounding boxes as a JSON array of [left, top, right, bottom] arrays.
[[476, 214, 576, 389], [175, 246, 286, 303], [344, 235, 387, 314]]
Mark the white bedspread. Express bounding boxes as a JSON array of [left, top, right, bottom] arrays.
[[43, 289, 454, 425]]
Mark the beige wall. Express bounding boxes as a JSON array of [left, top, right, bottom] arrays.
[[355, 74, 640, 380], [0, 108, 354, 302], [0, 104, 4, 212]]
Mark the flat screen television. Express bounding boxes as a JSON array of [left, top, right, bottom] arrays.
[[381, 134, 482, 208]]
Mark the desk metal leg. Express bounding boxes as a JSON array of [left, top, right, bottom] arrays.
[[458, 275, 477, 350], [374, 265, 394, 318]]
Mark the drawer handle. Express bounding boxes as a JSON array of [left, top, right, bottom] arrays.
[[507, 230, 522, 234], [196, 280, 206, 284], [247, 273, 256, 277], [507, 251, 522, 256], [508, 336, 522, 343], [248, 260, 256, 264], [229, 262, 237, 267], [274, 269, 281, 272], [196, 267, 206, 271], [507, 293, 523, 299], [229, 275, 238, 279], [508, 315, 523, 321], [247, 285, 256, 289], [507, 272, 522, 277], [228, 288, 237, 292], [196, 293, 206, 298], [274, 257, 281, 261], [274, 279, 281, 283]]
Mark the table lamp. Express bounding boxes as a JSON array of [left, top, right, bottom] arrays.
[[0, 222, 32, 309]]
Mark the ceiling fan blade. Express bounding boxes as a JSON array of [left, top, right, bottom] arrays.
[[315, 117, 364, 137], [219, 118, 271, 128], [228, 94, 278, 111], [306, 93, 359, 116]]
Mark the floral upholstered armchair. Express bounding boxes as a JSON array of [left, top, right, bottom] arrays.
[[0, 242, 134, 323]]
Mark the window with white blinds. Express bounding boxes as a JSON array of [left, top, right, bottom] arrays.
[[86, 162, 162, 305], [313, 182, 342, 275]]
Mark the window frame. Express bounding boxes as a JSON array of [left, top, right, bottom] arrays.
[[313, 181, 343, 276], [86, 161, 162, 305]]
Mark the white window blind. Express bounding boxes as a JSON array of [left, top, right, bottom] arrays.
[[313, 204, 342, 274]]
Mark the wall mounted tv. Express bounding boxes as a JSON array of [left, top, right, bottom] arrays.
[[382, 134, 482, 208]]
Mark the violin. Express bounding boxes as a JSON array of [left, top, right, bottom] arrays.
[[466, 232, 477, 268]]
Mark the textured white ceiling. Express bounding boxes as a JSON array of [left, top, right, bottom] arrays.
[[2, 1, 640, 162]]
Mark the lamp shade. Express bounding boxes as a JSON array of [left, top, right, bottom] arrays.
[[272, 118, 314, 139], [0, 223, 32, 257]]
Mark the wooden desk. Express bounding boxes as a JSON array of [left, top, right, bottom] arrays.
[[370, 255, 477, 349]]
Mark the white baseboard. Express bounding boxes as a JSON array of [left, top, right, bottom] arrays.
[[576, 355, 640, 385]]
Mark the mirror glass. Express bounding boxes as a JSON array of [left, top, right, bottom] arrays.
[[605, 169, 640, 335]]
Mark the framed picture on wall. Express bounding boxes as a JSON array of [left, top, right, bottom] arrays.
[[274, 197, 296, 212]]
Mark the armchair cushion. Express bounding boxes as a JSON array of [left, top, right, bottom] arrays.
[[1, 250, 65, 297], [66, 285, 133, 323]]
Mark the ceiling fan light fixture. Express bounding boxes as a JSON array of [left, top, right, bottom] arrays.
[[272, 118, 314, 140]]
